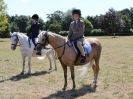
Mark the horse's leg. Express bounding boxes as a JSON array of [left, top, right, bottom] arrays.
[[51, 50, 57, 70], [59, 59, 67, 90], [21, 55, 25, 75], [70, 66, 76, 90], [62, 65, 67, 90], [53, 55, 57, 70], [46, 53, 52, 70], [92, 58, 100, 85], [28, 56, 32, 74]]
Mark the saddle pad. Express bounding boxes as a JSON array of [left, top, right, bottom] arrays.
[[83, 42, 92, 54], [72, 41, 92, 55]]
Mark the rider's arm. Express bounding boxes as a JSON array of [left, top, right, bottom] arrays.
[[68, 23, 73, 41]]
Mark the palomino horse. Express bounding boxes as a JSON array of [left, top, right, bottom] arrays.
[[10, 32, 57, 75], [36, 31, 102, 90]]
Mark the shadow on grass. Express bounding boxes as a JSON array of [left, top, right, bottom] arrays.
[[0, 39, 8, 42], [0, 70, 52, 83], [42, 84, 97, 99]]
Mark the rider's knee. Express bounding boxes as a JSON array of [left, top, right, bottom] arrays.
[[77, 41, 82, 48]]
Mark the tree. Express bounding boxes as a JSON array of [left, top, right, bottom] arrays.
[[46, 10, 64, 32], [87, 16, 97, 28], [49, 20, 61, 33], [9, 15, 45, 34], [103, 8, 124, 36], [119, 9, 131, 33], [0, 0, 9, 37], [47, 10, 64, 24], [130, 7, 133, 28], [84, 18, 93, 35], [62, 10, 72, 31]]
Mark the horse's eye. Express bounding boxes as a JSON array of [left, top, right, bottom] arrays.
[[42, 39, 45, 41]]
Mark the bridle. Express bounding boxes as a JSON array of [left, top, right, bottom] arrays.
[[36, 32, 68, 59], [11, 34, 19, 47], [37, 32, 49, 47]]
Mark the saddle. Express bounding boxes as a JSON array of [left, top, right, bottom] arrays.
[[72, 41, 92, 56], [28, 38, 38, 48], [71, 41, 92, 64]]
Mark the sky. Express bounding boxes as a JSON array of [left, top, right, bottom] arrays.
[[5, 0, 133, 21]]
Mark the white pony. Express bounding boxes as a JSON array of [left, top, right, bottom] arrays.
[[10, 32, 57, 75]]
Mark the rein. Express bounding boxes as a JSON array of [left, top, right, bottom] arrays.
[[46, 39, 67, 59], [40, 32, 69, 59], [56, 40, 67, 59]]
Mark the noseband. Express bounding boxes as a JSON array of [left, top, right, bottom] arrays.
[[11, 34, 19, 47], [37, 32, 68, 59], [37, 32, 49, 48]]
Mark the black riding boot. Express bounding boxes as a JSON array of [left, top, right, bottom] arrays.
[[32, 38, 36, 50]]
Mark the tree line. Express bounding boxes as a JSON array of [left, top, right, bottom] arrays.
[[1, 0, 133, 38]]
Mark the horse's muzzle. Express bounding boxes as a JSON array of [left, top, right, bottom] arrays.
[[36, 51, 41, 56], [11, 45, 16, 50]]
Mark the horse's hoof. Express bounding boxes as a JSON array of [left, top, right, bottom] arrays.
[[93, 80, 97, 84], [71, 88, 76, 91], [62, 87, 66, 91], [20, 72, 24, 75], [27, 72, 31, 75], [36, 51, 41, 56], [92, 82, 97, 88], [49, 68, 52, 71], [55, 68, 57, 71]]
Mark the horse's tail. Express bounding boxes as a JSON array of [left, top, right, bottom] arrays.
[[52, 49, 58, 60], [79, 60, 94, 78]]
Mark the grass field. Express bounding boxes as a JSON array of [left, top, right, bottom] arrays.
[[0, 36, 133, 99]]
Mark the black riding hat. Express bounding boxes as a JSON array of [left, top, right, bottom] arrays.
[[32, 14, 39, 20], [72, 9, 81, 16]]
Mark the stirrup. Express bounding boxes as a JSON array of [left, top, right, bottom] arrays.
[[80, 56, 86, 63]]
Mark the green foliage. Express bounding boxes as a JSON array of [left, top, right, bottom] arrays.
[[0, 0, 9, 38], [0, 15, 8, 32], [130, 7, 133, 28], [103, 8, 125, 34], [1, 6, 133, 37], [83, 18, 93, 35], [46, 10, 64, 33], [119, 10, 132, 33], [49, 21, 61, 33], [0, 15, 9, 37], [9, 22, 19, 32], [129, 28, 133, 33], [62, 16, 72, 31], [62, 10, 72, 31], [9, 15, 30, 33], [91, 29, 105, 36], [59, 31, 69, 36], [0, 0, 7, 15], [8, 15, 45, 35]]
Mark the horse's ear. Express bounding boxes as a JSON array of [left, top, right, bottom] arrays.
[[10, 32, 12, 36]]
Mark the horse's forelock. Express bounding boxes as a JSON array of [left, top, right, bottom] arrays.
[[12, 32, 18, 36], [39, 31, 47, 39]]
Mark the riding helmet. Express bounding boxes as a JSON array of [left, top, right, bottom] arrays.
[[32, 14, 39, 20], [72, 9, 81, 16]]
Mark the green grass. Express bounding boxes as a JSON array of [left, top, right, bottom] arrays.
[[0, 36, 133, 99]]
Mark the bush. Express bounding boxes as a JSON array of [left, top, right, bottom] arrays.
[[90, 29, 106, 36], [49, 23, 61, 33], [130, 28, 133, 33], [59, 31, 69, 36], [84, 18, 93, 35]]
